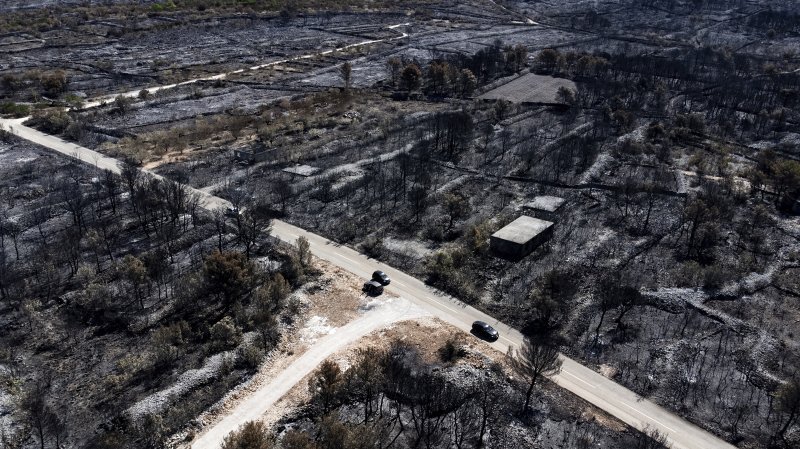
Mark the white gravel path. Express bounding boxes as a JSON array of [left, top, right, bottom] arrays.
[[188, 295, 427, 449], [126, 353, 229, 422]]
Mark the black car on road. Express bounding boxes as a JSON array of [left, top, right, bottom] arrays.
[[372, 270, 391, 286], [363, 280, 384, 296], [471, 321, 499, 341]]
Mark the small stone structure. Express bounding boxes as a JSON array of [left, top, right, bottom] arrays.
[[282, 164, 320, 177], [490, 215, 554, 259], [233, 147, 269, 164], [523, 195, 566, 221]]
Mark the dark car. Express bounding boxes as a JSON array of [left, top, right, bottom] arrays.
[[372, 270, 391, 286], [471, 321, 499, 341], [224, 206, 240, 218], [363, 280, 384, 296]]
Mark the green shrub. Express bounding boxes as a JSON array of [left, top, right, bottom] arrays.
[[28, 108, 72, 134], [203, 250, 257, 305], [424, 222, 445, 242], [675, 261, 702, 288], [221, 421, 272, 449], [151, 321, 190, 367], [702, 264, 728, 290], [236, 344, 264, 370], [360, 236, 385, 258], [465, 221, 493, 254], [151, 1, 175, 11], [210, 316, 243, 352], [39, 70, 67, 97], [0, 102, 31, 118], [1, 74, 21, 91], [64, 120, 86, 141], [114, 95, 133, 114], [425, 248, 482, 303], [63, 93, 85, 109]]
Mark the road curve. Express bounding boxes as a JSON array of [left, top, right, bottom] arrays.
[[0, 118, 737, 449], [190, 296, 426, 449]]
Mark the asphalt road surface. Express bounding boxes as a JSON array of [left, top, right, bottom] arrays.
[[0, 117, 738, 449]]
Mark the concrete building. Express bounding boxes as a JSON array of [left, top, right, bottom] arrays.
[[523, 195, 566, 221], [233, 147, 269, 164], [490, 215, 554, 259]]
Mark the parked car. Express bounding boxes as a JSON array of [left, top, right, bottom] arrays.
[[372, 270, 391, 286], [224, 206, 240, 217], [363, 280, 384, 296], [471, 321, 499, 341]]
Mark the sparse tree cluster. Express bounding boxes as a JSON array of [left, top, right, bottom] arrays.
[[0, 152, 305, 449], [301, 341, 518, 448], [388, 40, 528, 97]]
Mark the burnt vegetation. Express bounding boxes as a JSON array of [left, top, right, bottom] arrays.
[[235, 340, 669, 449], [0, 138, 310, 449], [2, 0, 800, 448]]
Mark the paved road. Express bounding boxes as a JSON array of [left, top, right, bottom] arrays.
[[0, 118, 231, 211], [0, 19, 736, 448], [0, 118, 737, 449], [272, 225, 736, 449]]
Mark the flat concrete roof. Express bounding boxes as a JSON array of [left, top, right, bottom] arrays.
[[491, 216, 553, 244], [524, 195, 566, 212]]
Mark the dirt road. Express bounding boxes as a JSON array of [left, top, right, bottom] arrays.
[[271, 222, 736, 449], [189, 296, 427, 449], [0, 116, 737, 449], [80, 23, 410, 109]]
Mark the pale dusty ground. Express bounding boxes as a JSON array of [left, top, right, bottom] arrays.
[[259, 316, 628, 437], [166, 247, 630, 448], [599, 364, 618, 379], [303, 262, 363, 327], [260, 316, 473, 428], [169, 258, 374, 447]]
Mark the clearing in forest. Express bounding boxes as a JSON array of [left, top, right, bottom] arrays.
[[478, 72, 576, 104]]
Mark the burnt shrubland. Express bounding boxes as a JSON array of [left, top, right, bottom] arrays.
[[0, 137, 302, 449], [3, 0, 800, 448]]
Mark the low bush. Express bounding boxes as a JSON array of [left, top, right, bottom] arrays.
[[438, 337, 467, 363], [236, 344, 264, 370], [210, 316, 243, 352], [27, 108, 72, 134], [425, 248, 483, 303], [0, 102, 31, 118]]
